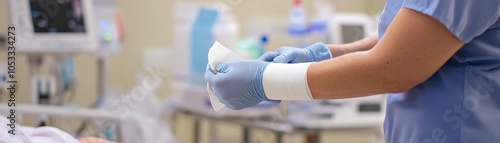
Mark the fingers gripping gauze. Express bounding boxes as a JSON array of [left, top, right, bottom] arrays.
[[207, 41, 314, 111], [207, 41, 243, 111]]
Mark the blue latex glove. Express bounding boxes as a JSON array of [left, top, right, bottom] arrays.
[[205, 60, 278, 110], [258, 42, 332, 63]]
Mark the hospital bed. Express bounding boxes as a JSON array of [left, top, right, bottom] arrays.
[[0, 103, 175, 143]]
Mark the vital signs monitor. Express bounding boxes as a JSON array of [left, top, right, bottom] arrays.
[[8, 0, 97, 52]]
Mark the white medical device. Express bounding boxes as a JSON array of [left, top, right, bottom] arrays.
[[329, 13, 377, 44], [7, 0, 97, 52], [93, 0, 121, 54], [288, 94, 386, 129]]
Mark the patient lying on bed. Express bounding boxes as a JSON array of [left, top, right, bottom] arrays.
[[0, 115, 115, 143]]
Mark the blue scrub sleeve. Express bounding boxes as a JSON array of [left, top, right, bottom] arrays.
[[402, 0, 500, 43]]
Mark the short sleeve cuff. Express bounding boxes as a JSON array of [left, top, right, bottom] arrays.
[[402, 0, 500, 43], [402, 1, 466, 42]]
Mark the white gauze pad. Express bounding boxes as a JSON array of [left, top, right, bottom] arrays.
[[207, 41, 244, 111]]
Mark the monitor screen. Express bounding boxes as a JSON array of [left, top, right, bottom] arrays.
[[341, 25, 364, 44], [29, 0, 86, 33]]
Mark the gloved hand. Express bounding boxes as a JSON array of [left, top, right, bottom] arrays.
[[258, 42, 332, 63], [205, 60, 278, 110]]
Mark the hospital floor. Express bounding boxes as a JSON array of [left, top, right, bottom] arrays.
[[173, 113, 384, 143]]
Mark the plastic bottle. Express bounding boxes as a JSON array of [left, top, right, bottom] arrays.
[[260, 34, 268, 55], [309, 0, 333, 44], [288, 0, 308, 47]]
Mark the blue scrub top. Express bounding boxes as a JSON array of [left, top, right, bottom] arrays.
[[379, 0, 500, 142]]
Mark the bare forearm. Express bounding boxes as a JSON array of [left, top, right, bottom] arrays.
[[328, 36, 378, 57], [307, 51, 398, 99]]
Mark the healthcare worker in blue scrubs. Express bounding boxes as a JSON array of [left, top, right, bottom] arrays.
[[205, 0, 500, 142]]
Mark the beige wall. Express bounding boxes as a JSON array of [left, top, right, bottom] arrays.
[[0, 0, 386, 104], [0, 0, 386, 142], [0, 0, 175, 108]]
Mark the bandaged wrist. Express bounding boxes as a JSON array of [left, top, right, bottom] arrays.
[[262, 63, 313, 100]]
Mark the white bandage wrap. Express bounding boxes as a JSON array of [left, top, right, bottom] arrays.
[[262, 63, 313, 100]]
